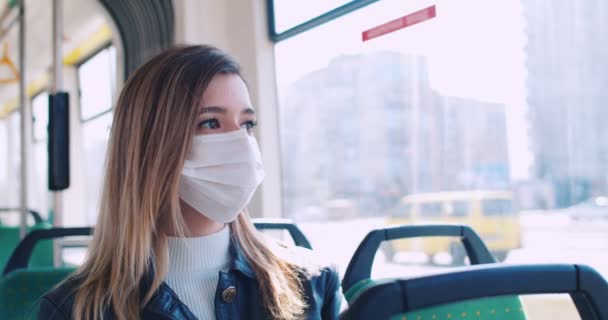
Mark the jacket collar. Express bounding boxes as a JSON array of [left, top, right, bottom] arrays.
[[141, 237, 255, 295], [229, 238, 256, 278], [141, 238, 255, 314]]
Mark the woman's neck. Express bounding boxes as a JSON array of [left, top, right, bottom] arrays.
[[166, 200, 226, 237]]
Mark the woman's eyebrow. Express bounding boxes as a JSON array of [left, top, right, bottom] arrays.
[[198, 106, 256, 115], [199, 106, 227, 114]]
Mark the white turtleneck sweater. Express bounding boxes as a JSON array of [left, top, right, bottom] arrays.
[[165, 226, 231, 320]]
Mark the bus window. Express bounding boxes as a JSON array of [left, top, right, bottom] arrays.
[[78, 46, 116, 121], [0, 119, 11, 213], [32, 92, 49, 142], [80, 112, 112, 225], [448, 201, 470, 217], [272, 0, 608, 285], [419, 202, 443, 218], [31, 92, 50, 219], [388, 203, 411, 218], [74, 45, 116, 225], [482, 199, 514, 216]]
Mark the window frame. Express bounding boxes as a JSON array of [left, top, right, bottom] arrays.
[[266, 0, 381, 42]]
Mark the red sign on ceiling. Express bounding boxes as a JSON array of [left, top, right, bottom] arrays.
[[362, 5, 436, 42]]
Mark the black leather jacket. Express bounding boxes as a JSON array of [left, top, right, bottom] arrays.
[[38, 241, 341, 319]]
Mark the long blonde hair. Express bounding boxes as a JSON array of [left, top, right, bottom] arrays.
[[70, 45, 307, 320]]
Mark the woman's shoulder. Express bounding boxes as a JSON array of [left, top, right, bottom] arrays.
[[270, 240, 338, 273], [268, 240, 340, 290], [38, 276, 81, 319], [267, 241, 343, 317]]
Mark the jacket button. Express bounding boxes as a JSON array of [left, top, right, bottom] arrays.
[[222, 286, 237, 303]]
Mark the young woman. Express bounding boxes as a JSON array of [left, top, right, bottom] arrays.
[[39, 45, 341, 320]]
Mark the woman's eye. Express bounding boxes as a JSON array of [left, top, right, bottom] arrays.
[[198, 119, 220, 129], [241, 120, 258, 131]]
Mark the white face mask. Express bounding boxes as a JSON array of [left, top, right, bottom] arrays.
[[179, 129, 265, 223]]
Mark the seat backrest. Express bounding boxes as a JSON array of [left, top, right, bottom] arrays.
[[0, 227, 92, 319], [0, 223, 54, 271], [342, 224, 496, 303], [0, 209, 50, 270], [340, 264, 608, 320], [253, 218, 312, 249], [0, 267, 76, 320], [3, 227, 92, 276]]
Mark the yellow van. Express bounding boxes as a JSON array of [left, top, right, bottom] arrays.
[[383, 190, 521, 265]]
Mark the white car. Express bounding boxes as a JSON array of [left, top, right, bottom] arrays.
[[565, 196, 608, 221]]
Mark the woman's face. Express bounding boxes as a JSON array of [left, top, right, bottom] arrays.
[[196, 74, 257, 136]]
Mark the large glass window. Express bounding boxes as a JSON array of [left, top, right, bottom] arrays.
[[31, 92, 50, 219], [0, 117, 12, 209], [0, 113, 22, 224], [76, 45, 116, 225], [273, 0, 608, 291], [81, 112, 112, 224], [78, 46, 116, 121], [32, 92, 49, 142]]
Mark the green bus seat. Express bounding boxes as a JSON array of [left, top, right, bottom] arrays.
[[342, 225, 525, 319], [0, 227, 92, 320], [0, 208, 54, 270], [343, 225, 497, 304], [340, 264, 608, 320], [0, 224, 54, 267], [0, 267, 76, 320]]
